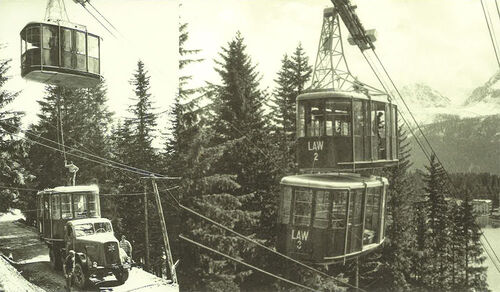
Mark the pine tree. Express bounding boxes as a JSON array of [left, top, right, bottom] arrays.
[[270, 44, 312, 171], [455, 192, 488, 291], [420, 154, 453, 290], [0, 49, 31, 215], [111, 60, 162, 272]]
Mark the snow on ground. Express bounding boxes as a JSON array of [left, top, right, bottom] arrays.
[[0, 209, 25, 222], [0, 256, 44, 292], [483, 227, 500, 291]]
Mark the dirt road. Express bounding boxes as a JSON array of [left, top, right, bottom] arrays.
[[0, 211, 178, 292]]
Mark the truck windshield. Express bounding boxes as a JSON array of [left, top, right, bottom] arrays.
[[74, 222, 112, 237]]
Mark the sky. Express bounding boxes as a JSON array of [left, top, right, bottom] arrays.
[[180, 0, 499, 106], [0, 0, 178, 130]]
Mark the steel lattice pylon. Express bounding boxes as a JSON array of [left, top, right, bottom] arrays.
[[310, 7, 355, 91]]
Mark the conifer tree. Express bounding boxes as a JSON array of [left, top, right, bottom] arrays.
[[180, 32, 278, 291], [270, 44, 312, 171], [455, 192, 488, 290], [0, 50, 31, 215], [111, 60, 162, 272], [420, 154, 452, 290]]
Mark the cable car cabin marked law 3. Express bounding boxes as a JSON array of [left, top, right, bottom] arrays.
[[20, 21, 102, 88], [278, 174, 387, 264]]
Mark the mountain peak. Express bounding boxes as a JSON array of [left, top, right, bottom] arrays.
[[465, 70, 500, 105], [400, 83, 451, 108]]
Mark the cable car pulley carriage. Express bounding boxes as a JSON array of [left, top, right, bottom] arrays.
[[20, 0, 102, 88], [277, 5, 398, 265]]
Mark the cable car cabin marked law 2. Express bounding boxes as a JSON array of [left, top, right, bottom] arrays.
[[20, 21, 102, 88], [37, 185, 100, 241], [297, 90, 398, 172], [278, 173, 387, 264]]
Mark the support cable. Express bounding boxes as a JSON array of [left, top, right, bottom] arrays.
[[179, 235, 317, 292], [3, 123, 170, 178], [86, 1, 121, 36], [165, 189, 364, 292], [79, 4, 117, 38], [481, 0, 500, 67]]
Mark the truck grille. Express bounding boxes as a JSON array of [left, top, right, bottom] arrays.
[[104, 242, 120, 265]]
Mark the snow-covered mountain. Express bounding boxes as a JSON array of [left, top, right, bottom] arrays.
[[400, 83, 451, 108], [465, 70, 500, 105], [397, 83, 452, 124]]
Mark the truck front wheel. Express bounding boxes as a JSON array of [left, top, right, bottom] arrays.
[[49, 247, 62, 271], [73, 262, 89, 289], [114, 268, 129, 284]]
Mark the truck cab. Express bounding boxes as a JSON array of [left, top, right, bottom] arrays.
[[64, 218, 130, 288]]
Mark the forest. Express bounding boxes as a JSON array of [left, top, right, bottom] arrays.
[[0, 22, 494, 292]]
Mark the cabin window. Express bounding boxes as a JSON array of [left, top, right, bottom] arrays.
[[61, 194, 73, 219], [297, 103, 305, 138], [75, 31, 86, 71], [313, 190, 330, 228], [25, 26, 41, 68], [348, 189, 364, 251], [364, 187, 381, 244], [88, 193, 99, 217], [51, 194, 61, 219], [61, 28, 72, 68], [326, 100, 351, 136], [372, 102, 385, 138], [331, 190, 348, 229], [293, 189, 312, 226], [73, 193, 87, 218], [87, 35, 99, 74], [280, 187, 292, 224], [305, 101, 324, 137], [42, 25, 58, 66], [353, 100, 366, 136]]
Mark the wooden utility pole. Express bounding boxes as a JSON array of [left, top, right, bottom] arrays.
[[142, 176, 178, 284], [144, 184, 150, 271]]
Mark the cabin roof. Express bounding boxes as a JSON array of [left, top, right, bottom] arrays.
[[37, 185, 99, 195], [281, 173, 388, 189], [297, 90, 390, 103]]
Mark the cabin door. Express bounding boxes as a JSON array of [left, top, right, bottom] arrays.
[[43, 196, 51, 238]]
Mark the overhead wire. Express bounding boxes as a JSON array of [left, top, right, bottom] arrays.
[[481, 0, 500, 67], [178, 235, 317, 292], [3, 123, 169, 178], [164, 189, 364, 291], [78, 3, 117, 38]]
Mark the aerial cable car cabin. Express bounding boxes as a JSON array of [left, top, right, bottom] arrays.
[[20, 20, 102, 88], [296, 90, 398, 172], [277, 173, 387, 264]]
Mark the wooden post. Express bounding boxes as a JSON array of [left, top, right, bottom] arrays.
[[355, 257, 359, 290], [144, 184, 150, 272], [151, 178, 177, 284]]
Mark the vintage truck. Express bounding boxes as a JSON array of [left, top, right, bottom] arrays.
[[36, 185, 131, 288]]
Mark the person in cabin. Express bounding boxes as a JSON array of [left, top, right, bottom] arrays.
[[120, 235, 133, 257], [63, 250, 76, 292]]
